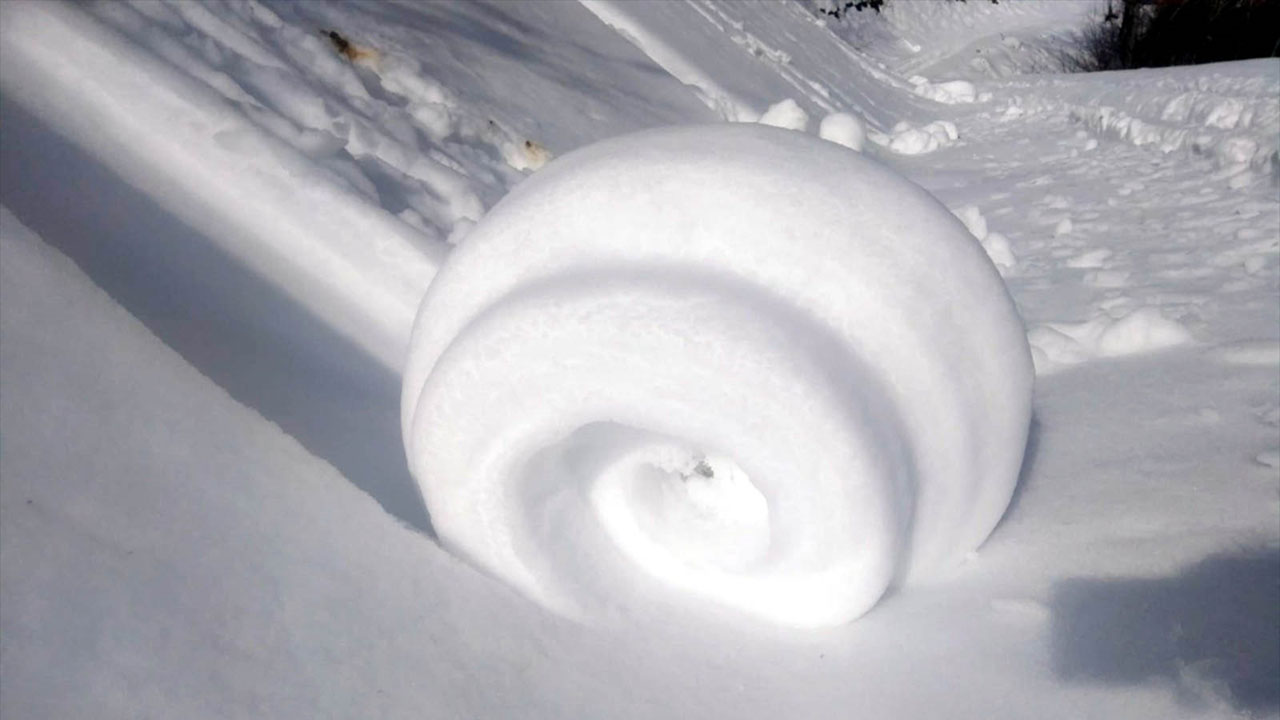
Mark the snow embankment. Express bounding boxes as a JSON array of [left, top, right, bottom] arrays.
[[814, 0, 1093, 78], [400, 125, 1034, 628], [579, 0, 761, 122], [1052, 60, 1279, 176], [0, 0, 446, 368], [580, 0, 939, 134]]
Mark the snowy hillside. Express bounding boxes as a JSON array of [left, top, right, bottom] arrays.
[[1, 1, 1276, 718]]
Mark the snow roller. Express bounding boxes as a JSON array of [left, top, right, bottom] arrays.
[[401, 124, 1033, 628]]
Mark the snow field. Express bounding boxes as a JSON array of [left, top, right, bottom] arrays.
[[401, 125, 1034, 627], [1, 0, 1277, 716], [981, 59, 1280, 179]]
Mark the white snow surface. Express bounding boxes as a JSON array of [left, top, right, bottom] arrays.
[[0, 0, 447, 368], [400, 124, 1033, 628], [757, 97, 811, 131], [2, 0, 1278, 717], [911, 76, 980, 104], [818, 110, 867, 151]]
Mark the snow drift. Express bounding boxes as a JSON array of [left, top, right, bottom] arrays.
[[401, 125, 1034, 628]]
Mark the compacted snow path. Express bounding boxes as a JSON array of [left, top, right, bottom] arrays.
[[1, 0, 1276, 717]]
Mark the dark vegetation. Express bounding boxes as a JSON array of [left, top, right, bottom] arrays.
[[1072, 0, 1280, 71], [816, 0, 997, 20], [816, 0, 1278, 72]]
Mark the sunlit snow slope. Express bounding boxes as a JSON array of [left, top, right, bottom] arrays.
[[2, 0, 1277, 717]]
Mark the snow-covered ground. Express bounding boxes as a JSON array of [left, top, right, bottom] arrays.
[[1, 1, 1276, 718]]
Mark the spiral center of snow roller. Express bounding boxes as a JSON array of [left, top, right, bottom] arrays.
[[401, 124, 1034, 628], [593, 446, 771, 573]]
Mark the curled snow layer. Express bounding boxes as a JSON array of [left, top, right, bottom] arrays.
[[401, 125, 1034, 628]]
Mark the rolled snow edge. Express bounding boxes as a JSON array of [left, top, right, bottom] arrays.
[[402, 125, 1033, 627]]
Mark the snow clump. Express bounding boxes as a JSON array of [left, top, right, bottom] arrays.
[[882, 119, 959, 155], [401, 124, 1034, 628], [818, 111, 866, 152], [952, 204, 1016, 273], [1028, 307, 1195, 374], [910, 76, 985, 104], [756, 98, 809, 132]]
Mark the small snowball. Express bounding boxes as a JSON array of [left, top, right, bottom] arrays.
[[1096, 307, 1194, 357], [952, 205, 988, 241], [982, 232, 1017, 272], [887, 121, 957, 156], [818, 112, 866, 152], [757, 98, 809, 132]]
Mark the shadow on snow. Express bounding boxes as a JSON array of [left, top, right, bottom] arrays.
[[1051, 545, 1279, 714], [0, 100, 434, 538]]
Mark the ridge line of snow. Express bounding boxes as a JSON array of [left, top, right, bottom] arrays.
[[0, 0, 446, 369], [578, 0, 760, 122]]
